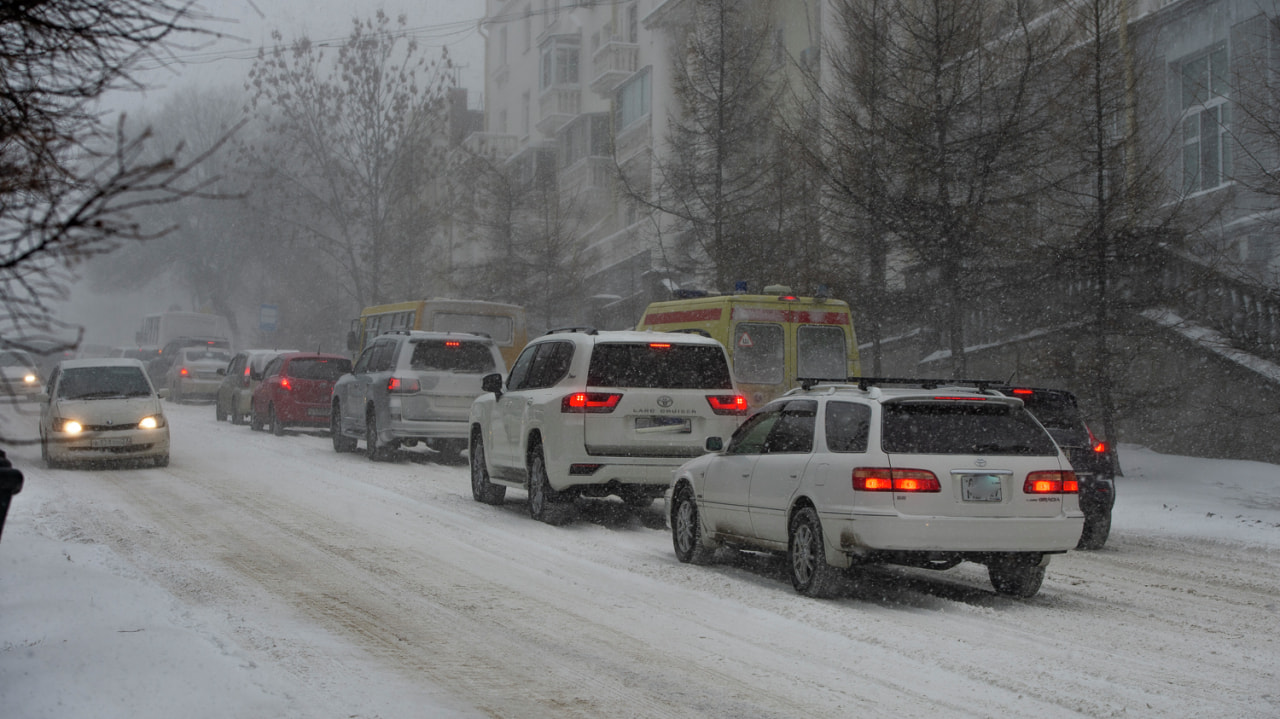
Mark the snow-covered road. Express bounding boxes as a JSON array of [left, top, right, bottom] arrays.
[[3, 400, 1279, 718]]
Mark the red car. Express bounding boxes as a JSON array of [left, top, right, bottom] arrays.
[[250, 352, 352, 436]]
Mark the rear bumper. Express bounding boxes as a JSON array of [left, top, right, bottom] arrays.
[[827, 511, 1085, 554], [545, 455, 682, 492], [384, 418, 470, 441], [174, 378, 220, 397]]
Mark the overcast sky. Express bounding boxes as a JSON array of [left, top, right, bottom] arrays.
[[121, 0, 486, 110]]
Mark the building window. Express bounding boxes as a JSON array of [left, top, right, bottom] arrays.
[[540, 40, 580, 90], [523, 7, 532, 52], [627, 3, 638, 44], [615, 66, 651, 130], [1181, 43, 1231, 193], [522, 91, 530, 136], [499, 26, 508, 67]]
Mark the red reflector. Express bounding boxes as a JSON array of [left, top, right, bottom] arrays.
[[1024, 470, 1078, 494], [387, 377, 420, 393], [706, 394, 749, 415], [648, 342, 672, 349], [561, 392, 622, 413], [853, 468, 941, 492], [1011, 388, 1034, 395], [445, 340, 461, 347]]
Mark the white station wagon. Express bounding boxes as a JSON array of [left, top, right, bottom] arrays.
[[668, 379, 1085, 598]]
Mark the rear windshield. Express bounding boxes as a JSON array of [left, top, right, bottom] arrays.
[[882, 401, 1057, 456], [182, 348, 231, 363], [587, 343, 732, 389], [410, 340, 497, 373], [58, 366, 153, 399], [288, 358, 351, 381]]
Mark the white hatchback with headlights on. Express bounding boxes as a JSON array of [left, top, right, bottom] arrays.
[[668, 378, 1085, 598], [38, 358, 170, 469]]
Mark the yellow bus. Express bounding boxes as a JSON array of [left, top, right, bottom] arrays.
[[637, 287, 860, 408], [347, 299, 528, 369]]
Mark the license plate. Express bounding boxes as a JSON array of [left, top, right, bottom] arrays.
[[635, 416, 691, 434], [961, 474, 1002, 502], [307, 407, 328, 416], [91, 437, 131, 448]]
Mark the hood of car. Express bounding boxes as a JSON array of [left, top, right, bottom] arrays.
[[52, 396, 162, 423]]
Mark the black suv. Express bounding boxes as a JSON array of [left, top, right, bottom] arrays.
[[994, 386, 1117, 549]]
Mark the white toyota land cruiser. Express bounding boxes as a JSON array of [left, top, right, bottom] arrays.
[[469, 328, 748, 523]]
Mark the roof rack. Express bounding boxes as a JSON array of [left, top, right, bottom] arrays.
[[797, 376, 1004, 392], [544, 326, 597, 336]]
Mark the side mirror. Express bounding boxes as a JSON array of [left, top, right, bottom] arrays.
[[346, 330, 359, 352], [216, 368, 226, 376], [705, 436, 724, 452], [481, 373, 504, 397], [157, 388, 170, 399]]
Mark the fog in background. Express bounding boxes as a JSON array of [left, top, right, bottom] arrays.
[[60, 0, 484, 350]]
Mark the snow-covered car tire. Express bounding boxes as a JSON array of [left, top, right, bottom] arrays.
[[470, 433, 506, 505], [332, 404, 356, 453], [988, 554, 1046, 598], [671, 485, 714, 565], [789, 507, 840, 598], [1077, 509, 1112, 550]]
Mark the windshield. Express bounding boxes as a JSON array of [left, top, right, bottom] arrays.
[[181, 348, 231, 363], [0, 350, 35, 368], [57, 366, 153, 400], [882, 401, 1057, 455], [587, 343, 732, 389], [410, 340, 497, 373], [288, 358, 352, 381]]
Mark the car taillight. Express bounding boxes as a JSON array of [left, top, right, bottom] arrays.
[[387, 377, 420, 393], [280, 377, 292, 391], [1024, 470, 1079, 494], [1011, 387, 1034, 396], [179, 367, 189, 376], [445, 340, 460, 347], [706, 394, 749, 415], [852, 468, 941, 492], [561, 392, 622, 413], [1087, 425, 1107, 453], [649, 342, 672, 349], [242, 366, 251, 387]]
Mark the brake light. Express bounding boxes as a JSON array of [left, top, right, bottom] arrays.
[[933, 396, 985, 401], [779, 295, 798, 301], [706, 394, 749, 415], [649, 342, 671, 349], [445, 340, 460, 347], [1087, 425, 1107, 453], [179, 367, 189, 376], [852, 468, 941, 492], [1024, 470, 1079, 494], [387, 377, 420, 393], [280, 377, 291, 391], [561, 392, 622, 413], [1011, 387, 1033, 395]]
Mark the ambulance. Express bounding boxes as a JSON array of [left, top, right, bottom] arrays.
[[637, 286, 860, 408]]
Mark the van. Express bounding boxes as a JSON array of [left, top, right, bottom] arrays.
[[347, 299, 528, 370], [637, 286, 860, 408]]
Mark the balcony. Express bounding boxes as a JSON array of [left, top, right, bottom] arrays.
[[559, 156, 615, 211], [590, 40, 640, 96], [537, 86, 581, 136], [460, 132, 520, 159]]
